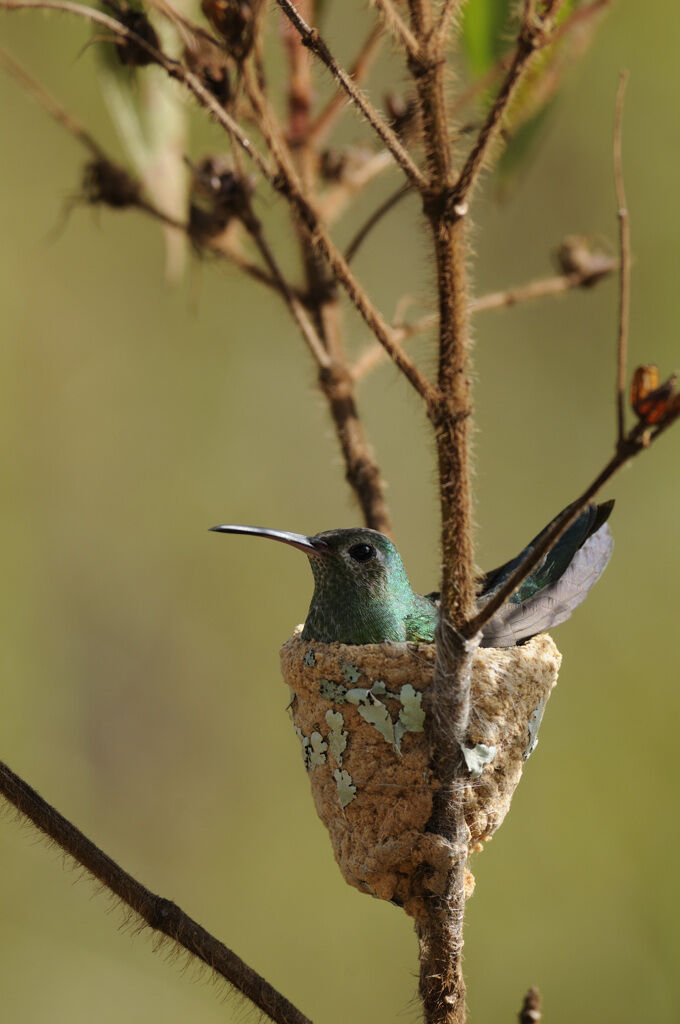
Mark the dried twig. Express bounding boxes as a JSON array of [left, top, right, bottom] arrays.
[[344, 182, 410, 262], [0, 759, 313, 1024], [614, 70, 630, 447], [0, 44, 103, 157]]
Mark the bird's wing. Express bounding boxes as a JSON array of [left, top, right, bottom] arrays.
[[479, 521, 614, 648], [479, 500, 614, 601]]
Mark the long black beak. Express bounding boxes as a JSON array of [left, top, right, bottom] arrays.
[[209, 524, 329, 555]]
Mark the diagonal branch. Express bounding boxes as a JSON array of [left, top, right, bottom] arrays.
[[0, 759, 313, 1024], [274, 0, 428, 192], [463, 410, 680, 638], [450, 0, 566, 214], [308, 21, 383, 145]]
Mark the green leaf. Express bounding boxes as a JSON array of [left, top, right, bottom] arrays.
[[461, 0, 513, 77]]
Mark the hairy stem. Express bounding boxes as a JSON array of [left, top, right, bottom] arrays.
[[0, 760, 313, 1024]]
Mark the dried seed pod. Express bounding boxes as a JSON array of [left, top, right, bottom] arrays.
[[201, 0, 258, 61], [184, 39, 231, 108], [280, 631, 561, 921], [82, 158, 141, 209], [101, 0, 160, 67], [630, 364, 677, 425], [188, 156, 253, 243], [555, 235, 615, 284]]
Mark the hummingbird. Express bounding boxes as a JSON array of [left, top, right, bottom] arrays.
[[210, 501, 614, 648]]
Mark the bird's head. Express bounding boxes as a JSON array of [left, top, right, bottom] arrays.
[[210, 523, 416, 643]]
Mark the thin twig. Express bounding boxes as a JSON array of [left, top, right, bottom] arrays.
[[308, 21, 383, 145], [433, 0, 461, 49], [274, 0, 428, 192], [345, 183, 410, 262], [0, 44, 103, 157], [370, 0, 420, 58], [470, 263, 617, 312], [245, 211, 331, 368], [614, 70, 630, 448], [0, 759, 313, 1024]]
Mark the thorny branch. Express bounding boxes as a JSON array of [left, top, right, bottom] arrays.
[[0, 760, 313, 1024]]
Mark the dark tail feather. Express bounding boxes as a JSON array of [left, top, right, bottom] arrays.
[[480, 501, 614, 648]]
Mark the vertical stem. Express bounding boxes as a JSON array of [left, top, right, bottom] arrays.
[[407, 4, 476, 1023], [613, 70, 630, 448]]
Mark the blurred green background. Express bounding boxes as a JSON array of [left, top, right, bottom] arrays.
[[1, 2, 679, 1022]]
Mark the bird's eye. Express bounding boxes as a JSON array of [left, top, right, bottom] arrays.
[[348, 543, 377, 563]]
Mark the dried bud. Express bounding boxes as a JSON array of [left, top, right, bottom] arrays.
[[184, 39, 231, 108], [555, 235, 616, 285], [83, 158, 141, 208], [630, 364, 678, 425], [188, 156, 253, 244], [101, 0, 160, 67], [201, 0, 258, 61]]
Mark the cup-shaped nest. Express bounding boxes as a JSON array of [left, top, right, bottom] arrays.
[[280, 631, 561, 919]]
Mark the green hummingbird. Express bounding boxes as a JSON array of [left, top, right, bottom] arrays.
[[210, 501, 614, 648]]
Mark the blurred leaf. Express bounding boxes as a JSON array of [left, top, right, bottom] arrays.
[[496, 98, 556, 191], [461, 0, 513, 78]]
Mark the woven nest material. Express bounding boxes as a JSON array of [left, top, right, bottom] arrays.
[[280, 631, 561, 920]]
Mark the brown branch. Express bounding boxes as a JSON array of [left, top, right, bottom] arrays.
[[308, 21, 383, 145], [274, 0, 428, 192], [614, 70, 630, 448], [0, 759, 313, 1024], [405, 2, 474, 1022]]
